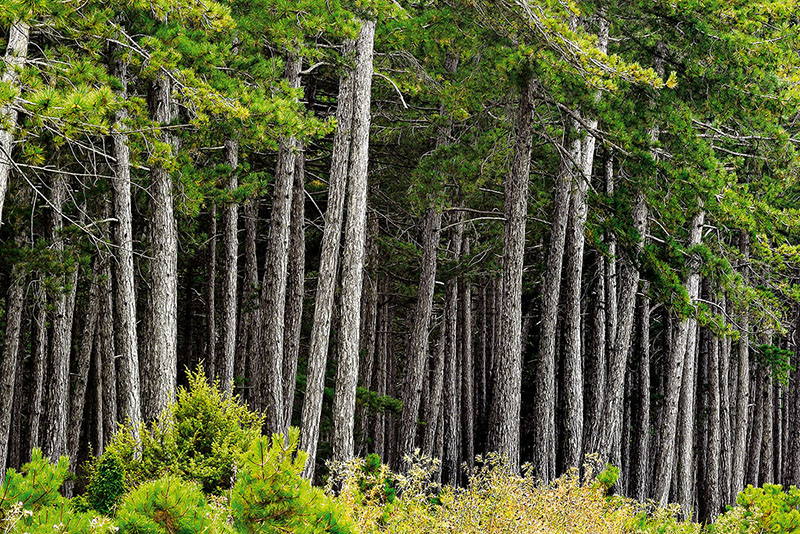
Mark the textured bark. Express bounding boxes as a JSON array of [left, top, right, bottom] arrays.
[[731, 231, 751, 496], [443, 223, 463, 486], [0, 251, 25, 474], [331, 20, 375, 463], [220, 139, 238, 396], [0, 21, 29, 225], [45, 175, 79, 462], [283, 147, 305, 426], [67, 257, 101, 463], [476, 280, 488, 453], [99, 261, 117, 448], [205, 202, 217, 379], [461, 238, 475, 469], [748, 366, 764, 485], [678, 317, 700, 516], [534, 141, 577, 480], [585, 249, 606, 454], [487, 76, 535, 473], [760, 343, 774, 485], [144, 73, 178, 421], [424, 325, 447, 457], [633, 284, 651, 502], [238, 198, 259, 400], [28, 285, 48, 454], [399, 208, 442, 458], [703, 331, 722, 519], [299, 40, 356, 479], [111, 72, 142, 431], [373, 281, 390, 459], [719, 298, 733, 501], [653, 210, 705, 506], [260, 55, 302, 432]]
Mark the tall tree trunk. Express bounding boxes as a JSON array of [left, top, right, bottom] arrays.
[[732, 231, 751, 496], [238, 199, 259, 400], [678, 317, 700, 516], [585, 248, 606, 454], [373, 281, 390, 459], [283, 147, 305, 427], [45, 175, 79, 462], [205, 202, 217, 379], [760, 335, 775, 485], [461, 238, 475, 469], [28, 284, 48, 454], [633, 283, 651, 501], [299, 39, 356, 480], [260, 54, 301, 432], [68, 257, 101, 463], [719, 298, 732, 502], [424, 324, 447, 457], [220, 139, 238, 395], [144, 73, 178, 421], [100, 261, 117, 448], [0, 247, 25, 474], [111, 61, 142, 431], [331, 19, 376, 463], [653, 209, 705, 506], [704, 331, 722, 519], [488, 75, 535, 473], [0, 21, 29, 225], [443, 222, 464, 486], [399, 208, 442, 458]]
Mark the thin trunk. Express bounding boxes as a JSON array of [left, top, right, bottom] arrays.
[[299, 39, 356, 479], [283, 147, 305, 426], [220, 139, 238, 395], [205, 202, 217, 379], [488, 75, 535, 474], [331, 19, 376, 462], [585, 249, 606, 454], [238, 199, 259, 400], [399, 208, 443, 458], [145, 73, 178, 421], [634, 284, 651, 502], [100, 261, 117, 447], [424, 324, 446, 457], [28, 285, 48, 454], [719, 298, 732, 502], [678, 317, 700, 517], [653, 209, 705, 506], [260, 54, 301, 432], [461, 238, 475, 468], [704, 332, 722, 519], [443, 223, 463, 486], [0, 21, 29, 224], [373, 282, 389, 459]]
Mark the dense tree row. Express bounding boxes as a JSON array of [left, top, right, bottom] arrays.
[[2, 0, 800, 522]]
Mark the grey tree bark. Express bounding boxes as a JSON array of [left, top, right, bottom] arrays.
[[653, 209, 705, 506], [399, 208, 442, 458], [443, 222, 464, 485], [260, 55, 301, 432], [144, 73, 178, 421], [0, 21, 29, 225], [633, 283, 651, 502], [238, 198, 260, 401], [205, 202, 217, 379], [731, 231, 751, 496], [461, 238, 475, 469], [0, 243, 25, 474], [331, 19, 376, 463], [487, 75, 535, 473], [28, 284, 48, 454], [283, 147, 305, 426], [220, 139, 239, 395], [705, 332, 722, 519], [300, 39, 356, 480]]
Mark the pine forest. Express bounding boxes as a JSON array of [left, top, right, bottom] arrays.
[[2, 0, 800, 531]]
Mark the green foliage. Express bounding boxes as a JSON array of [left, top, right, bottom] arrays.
[[115, 476, 230, 534], [231, 429, 355, 534], [95, 367, 262, 495], [0, 448, 69, 513], [711, 484, 800, 534], [86, 455, 126, 515]]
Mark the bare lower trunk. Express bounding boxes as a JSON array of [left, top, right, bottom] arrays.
[[331, 20, 376, 462], [238, 199, 259, 400], [399, 208, 442, 458], [260, 55, 301, 431], [0, 21, 29, 225], [28, 285, 48, 454], [300, 39, 356, 480], [488, 76, 535, 473], [731, 232, 750, 496], [634, 284, 651, 501], [443, 223, 463, 485], [424, 325, 447, 457], [205, 202, 217, 379], [220, 139, 238, 395], [100, 261, 117, 447], [461, 238, 475, 469], [704, 332, 722, 519], [653, 210, 705, 506], [678, 317, 700, 516], [144, 73, 178, 421], [0, 256, 25, 474], [283, 148, 305, 426]]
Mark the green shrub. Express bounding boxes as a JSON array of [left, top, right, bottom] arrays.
[[231, 428, 355, 534], [0, 448, 69, 513], [116, 475, 230, 534], [96, 367, 263, 494], [86, 455, 126, 515], [710, 484, 800, 534]]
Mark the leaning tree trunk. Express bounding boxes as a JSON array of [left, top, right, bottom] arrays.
[[399, 208, 443, 458], [219, 138, 238, 395], [299, 39, 356, 480], [331, 19, 376, 463], [653, 209, 705, 506], [260, 54, 301, 432], [144, 72, 178, 422], [487, 75, 536, 474], [283, 147, 306, 427], [0, 21, 29, 225]]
